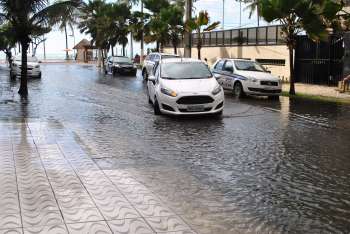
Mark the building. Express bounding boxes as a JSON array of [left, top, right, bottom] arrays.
[[163, 25, 291, 81], [73, 39, 98, 63]]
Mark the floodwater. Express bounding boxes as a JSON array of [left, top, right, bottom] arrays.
[[1, 64, 350, 233]]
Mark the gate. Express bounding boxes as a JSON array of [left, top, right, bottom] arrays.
[[294, 35, 344, 86]]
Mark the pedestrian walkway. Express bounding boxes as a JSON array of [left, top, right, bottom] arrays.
[[0, 120, 195, 234], [282, 83, 350, 99]]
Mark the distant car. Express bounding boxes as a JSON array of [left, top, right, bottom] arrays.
[[105, 56, 137, 76], [10, 56, 41, 79], [147, 58, 224, 116], [142, 53, 179, 81], [212, 59, 282, 99]]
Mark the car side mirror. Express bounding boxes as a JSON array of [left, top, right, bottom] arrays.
[[148, 75, 156, 82], [214, 73, 221, 79]]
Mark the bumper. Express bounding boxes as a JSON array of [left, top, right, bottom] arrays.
[[114, 67, 137, 74], [158, 92, 224, 116], [245, 83, 282, 96], [12, 67, 41, 77]]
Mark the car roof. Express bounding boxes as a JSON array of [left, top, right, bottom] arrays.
[[221, 58, 253, 62], [160, 58, 203, 64], [111, 56, 129, 58]]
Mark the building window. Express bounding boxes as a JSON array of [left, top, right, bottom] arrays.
[[256, 59, 286, 66]]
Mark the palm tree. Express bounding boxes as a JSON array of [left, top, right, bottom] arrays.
[[186, 11, 220, 60], [258, 0, 343, 95], [142, 0, 171, 52], [79, 1, 132, 68], [0, 0, 80, 97], [237, 0, 260, 26], [55, 1, 80, 60], [160, 1, 185, 54]]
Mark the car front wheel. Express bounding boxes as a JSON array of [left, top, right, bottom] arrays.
[[233, 82, 245, 98], [153, 98, 161, 115], [142, 70, 148, 81]]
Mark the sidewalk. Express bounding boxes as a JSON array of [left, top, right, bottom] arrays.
[[0, 120, 195, 234], [282, 83, 350, 100]]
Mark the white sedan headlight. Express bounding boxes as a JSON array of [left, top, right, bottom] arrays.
[[161, 87, 177, 97], [212, 85, 222, 95], [247, 77, 258, 82]]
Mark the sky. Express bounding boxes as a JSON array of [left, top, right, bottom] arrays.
[[3, 0, 269, 60]]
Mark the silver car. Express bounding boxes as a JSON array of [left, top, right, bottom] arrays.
[[141, 53, 179, 81]]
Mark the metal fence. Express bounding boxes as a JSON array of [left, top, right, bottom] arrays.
[[166, 25, 285, 48], [294, 35, 344, 86]]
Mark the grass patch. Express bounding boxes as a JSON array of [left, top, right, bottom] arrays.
[[281, 91, 350, 105]]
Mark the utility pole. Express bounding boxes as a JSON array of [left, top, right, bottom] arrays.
[[239, 1, 242, 28], [184, 0, 192, 58], [222, 0, 225, 30]]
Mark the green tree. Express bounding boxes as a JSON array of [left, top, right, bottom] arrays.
[[0, 0, 80, 97], [79, 1, 132, 67], [160, 1, 185, 54], [0, 24, 16, 68], [258, 0, 344, 95], [139, 0, 184, 53], [186, 10, 220, 60]]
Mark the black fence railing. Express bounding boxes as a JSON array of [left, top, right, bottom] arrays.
[[165, 25, 285, 48], [295, 35, 344, 86]]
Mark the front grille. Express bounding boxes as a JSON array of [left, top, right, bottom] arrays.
[[248, 88, 281, 93], [179, 107, 212, 113], [261, 81, 278, 86], [176, 96, 214, 105]]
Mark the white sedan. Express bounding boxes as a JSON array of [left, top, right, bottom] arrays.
[[147, 58, 224, 116], [10, 56, 42, 79], [212, 59, 282, 99]]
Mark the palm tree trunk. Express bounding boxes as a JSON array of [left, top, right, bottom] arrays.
[[173, 43, 177, 55], [156, 41, 160, 52], [18, 41, 29, 97], [197, 38, 202, 60], [64, 24, 69, 60], [140, 0, 145, 64], [111, 46, 114, 56], [184, 0, 192, 58], [288, 44, 295, 95], [122, 44, 126, 56]]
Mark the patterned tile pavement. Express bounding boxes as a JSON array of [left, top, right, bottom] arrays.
[[0, 120, 196, 234]]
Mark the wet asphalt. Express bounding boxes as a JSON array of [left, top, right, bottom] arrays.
[[1, 63, 350, 233]]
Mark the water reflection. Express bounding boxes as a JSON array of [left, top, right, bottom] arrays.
[[1, 64, 350, 233]]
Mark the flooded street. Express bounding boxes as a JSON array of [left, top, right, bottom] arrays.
[[1, 64, 350, 233]]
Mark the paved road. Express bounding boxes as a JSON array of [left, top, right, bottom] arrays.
[[1, 64, 350, 233]]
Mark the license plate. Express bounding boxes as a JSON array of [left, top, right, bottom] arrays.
[[187, 105, 205, 112]]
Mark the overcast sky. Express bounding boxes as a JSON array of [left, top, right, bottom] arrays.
[[4, 0, 268, 59]]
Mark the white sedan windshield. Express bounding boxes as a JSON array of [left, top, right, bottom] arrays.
[[113, 57, 132, 63], [161, 62, 212, 79], [235, 61, 266, 72]]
